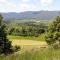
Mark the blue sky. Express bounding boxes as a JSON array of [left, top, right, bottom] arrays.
[[0, 0, 60, 12]]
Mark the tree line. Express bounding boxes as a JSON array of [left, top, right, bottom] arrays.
[[6, 20, 47, 37]]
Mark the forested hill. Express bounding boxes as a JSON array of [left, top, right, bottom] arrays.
[[1, 11, 60, 20]]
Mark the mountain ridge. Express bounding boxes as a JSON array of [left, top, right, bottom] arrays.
[[1, 11, 60, 20]]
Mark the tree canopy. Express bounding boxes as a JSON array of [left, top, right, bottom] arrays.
[[45, 16, 60, 48]]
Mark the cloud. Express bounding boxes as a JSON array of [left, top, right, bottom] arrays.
[[22, 0, 30, 2], [0, 0, 18, 12], [0, 0, 55, 12], [0, 0, 7, 3], [19, 3, 37, 12], [40, 0, 54, 10], [41, 0, 53, 6], [0, 0, 31, 12], [0, 0, 16, 8], [18, 0, 40, 12]]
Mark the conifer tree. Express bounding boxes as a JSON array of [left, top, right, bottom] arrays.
[[0, 14, 13, 54]]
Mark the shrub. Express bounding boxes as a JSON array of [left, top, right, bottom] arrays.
[[13, 45, 21, 52]]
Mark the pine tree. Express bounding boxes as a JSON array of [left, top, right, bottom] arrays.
[[0, 14, 13, 54]]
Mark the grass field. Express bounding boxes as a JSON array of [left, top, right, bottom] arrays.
[[8, 33, 46, 41], [0, 48, 60, 60], [0, 34, 60, 60]]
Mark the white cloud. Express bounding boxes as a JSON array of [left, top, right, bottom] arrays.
[[0, 0, 18, 12], [41, 0, 53, 6], [40, 0, 54, 10], [0, 0, 7, 3], [19, 3, 37, 12], [0, 0, 54, 12], [22, 0, 30, 2], [0, 0, 16, 8], [20, 4, 29, 9], [0, 0, 31, 12]]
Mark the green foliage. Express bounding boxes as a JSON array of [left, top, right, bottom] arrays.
[[0, 14, 13, 55], [9, 28, 15, 35], [6, 21, 47, 37], [45, 16, 60, 48]]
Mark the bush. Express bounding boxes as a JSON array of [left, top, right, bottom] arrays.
[[13, 45, 21, 52]]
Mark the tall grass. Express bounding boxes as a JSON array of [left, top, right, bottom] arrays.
[[0, 48, 60, 60]]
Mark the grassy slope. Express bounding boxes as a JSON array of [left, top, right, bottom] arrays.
[[0, 48, 60, 60]]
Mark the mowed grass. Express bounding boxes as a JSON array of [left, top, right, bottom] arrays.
[[8, 33, 46, 41], [0, 48, 60, 60]]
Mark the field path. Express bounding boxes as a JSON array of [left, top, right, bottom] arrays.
[[10, 39, 48, 54], [11, 39, 47, 50], [11, 39, 46, 45]]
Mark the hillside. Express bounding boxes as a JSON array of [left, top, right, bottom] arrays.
[[1, 11, 60, 20]]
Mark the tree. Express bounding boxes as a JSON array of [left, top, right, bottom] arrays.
[[45, 16, 60, 48], [0, 14, 13, 54], [9, 28, 15, 35]]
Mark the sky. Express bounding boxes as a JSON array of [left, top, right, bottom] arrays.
[[0, 0, 60, 12]]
